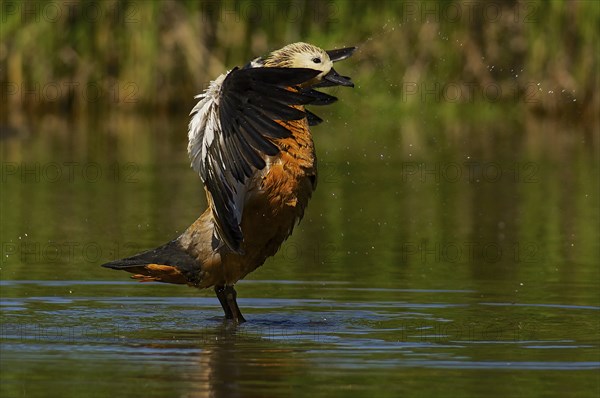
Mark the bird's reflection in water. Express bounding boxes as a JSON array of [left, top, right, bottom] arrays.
[[142, 319, 316, 398]]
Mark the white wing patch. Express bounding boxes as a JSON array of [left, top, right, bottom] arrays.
[[188, 72, 228, 175], [187, 71, 248, 250]]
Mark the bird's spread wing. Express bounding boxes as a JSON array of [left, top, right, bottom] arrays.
[[188, 67, 325, 253]]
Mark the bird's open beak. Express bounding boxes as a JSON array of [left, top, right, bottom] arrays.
[[321, 68, 354, 87], [326, 46, 357, 62]]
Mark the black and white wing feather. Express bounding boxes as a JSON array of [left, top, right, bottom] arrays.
[[188, 67, 326, 253]]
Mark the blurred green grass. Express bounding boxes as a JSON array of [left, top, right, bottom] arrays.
[[1, 0, 598, 127]]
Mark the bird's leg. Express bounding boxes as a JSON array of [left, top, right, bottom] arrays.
[[214, 285, 245, 323], [224, 285, 246, 323], [215, 285, 234, 319]]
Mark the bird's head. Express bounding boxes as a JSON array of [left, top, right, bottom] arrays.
[[264, 42, 355, 87]]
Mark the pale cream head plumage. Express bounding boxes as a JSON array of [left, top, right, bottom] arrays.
[[263, 42, 333, 79]]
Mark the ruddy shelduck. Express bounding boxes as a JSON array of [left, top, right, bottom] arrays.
[[102, 42, 356, 322]]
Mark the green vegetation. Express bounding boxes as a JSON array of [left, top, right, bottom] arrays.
[[1, 0, 598, 126]]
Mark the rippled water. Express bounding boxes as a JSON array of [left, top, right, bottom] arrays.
[[1, 114, 599, 397], [2, 279, 598, 398]]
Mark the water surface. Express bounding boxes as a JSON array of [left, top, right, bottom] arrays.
[[1, 113, 599, 397]]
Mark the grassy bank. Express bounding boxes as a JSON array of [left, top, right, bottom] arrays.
[[1, 0, 598, 127]]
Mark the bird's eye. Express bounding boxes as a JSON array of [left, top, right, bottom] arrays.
[[312, 57, 321, 64]]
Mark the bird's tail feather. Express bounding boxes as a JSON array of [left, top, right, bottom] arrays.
[[101, 240, 200, 285]]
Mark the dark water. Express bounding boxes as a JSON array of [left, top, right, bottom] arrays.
[[1, 113, 599, 397]]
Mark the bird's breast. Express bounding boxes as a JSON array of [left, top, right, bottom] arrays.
[[255, 117, 316, 215], [220, 117, 317, 283]]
